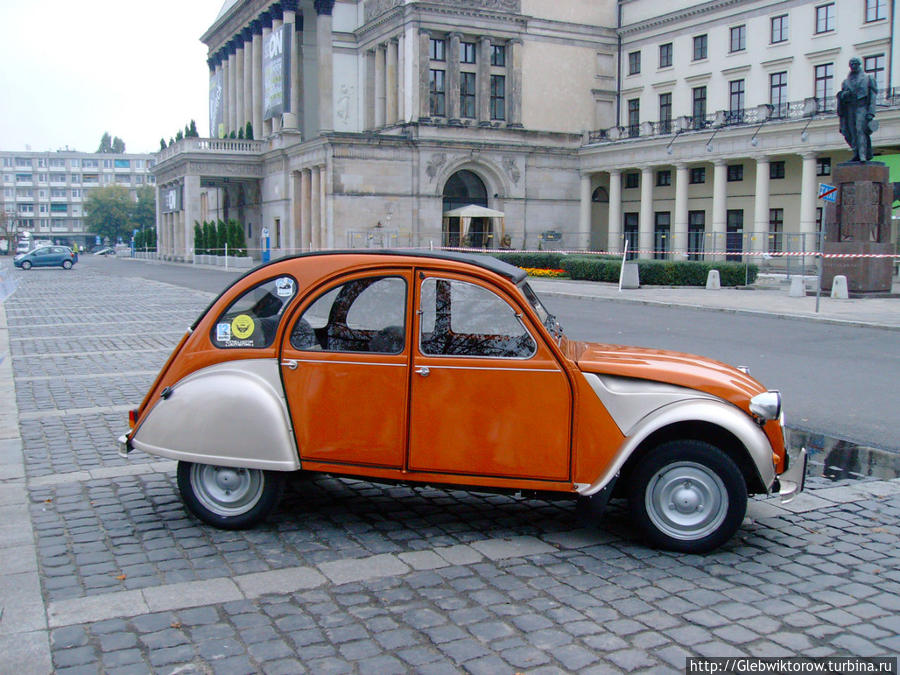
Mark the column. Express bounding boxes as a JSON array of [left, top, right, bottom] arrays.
[[447, 32, 461, 122], [638, 166, 653, 259], [315, 0, 335, 134], [210, 59, 221, 137], [310, 166, 321, 249], [271, 5, 283, 133], [287, 8, 302, 131], [579, 174, 592, 251], [386, 39, 399, 124], [184, 175, 201, 257], [252, 19, 263, 138], [322, 163, 331, 249], [222, 48, 231, 134], [506, 39, 522, 127], [243, 28, 253, 131], [234, 39, 245, 132], [673, 163, 689, 259], [753, 156, 770, 253], [154, 184, 163, 256], [712, 159, 728, 259], [365, 49, 376, 129], [301, 168, 312, 251], [228, 42, 237, 134], [375, 44, 386, 127], [418, 30, 430, 119], [799, 152, 818, 243], [261, 11, 273, 137], [477, 37, 491, 125], [607, 169, 622, 253], [397, 32, 405, 121]]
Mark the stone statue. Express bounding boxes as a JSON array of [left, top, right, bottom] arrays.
[[836, 57, 878, 162]]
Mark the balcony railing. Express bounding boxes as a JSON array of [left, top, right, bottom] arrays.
[[156, 137, 266, 162], [586, 91, 900, 145]]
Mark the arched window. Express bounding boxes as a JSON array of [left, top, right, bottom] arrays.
[[592, 186, 609, 203]]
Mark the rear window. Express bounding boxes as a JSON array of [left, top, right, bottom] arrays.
[[211, 276, 297, 348]]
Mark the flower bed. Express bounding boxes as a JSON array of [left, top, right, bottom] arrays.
[[521, 267, 568, 278]]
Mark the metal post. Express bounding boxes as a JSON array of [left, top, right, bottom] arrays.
[[815, 228, 824, 313], [225, 242, 229, 270]]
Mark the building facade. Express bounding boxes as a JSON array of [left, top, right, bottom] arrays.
[[153, 0, 899, 265], [1, 150, 156, 249]]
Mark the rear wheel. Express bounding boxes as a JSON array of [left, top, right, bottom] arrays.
[[62, 260, 73, 270], [628, 440, 747, 553], [21, 260, 32, 270], [176, 461, 285, 529]]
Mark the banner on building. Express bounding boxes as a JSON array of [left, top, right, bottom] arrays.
[[209, 69, 224, 138], [263, 23, 292, 120], [162, 186, 182, 214]]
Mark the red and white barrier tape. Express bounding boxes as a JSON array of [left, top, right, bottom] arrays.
[[431, 246, 900, 260]]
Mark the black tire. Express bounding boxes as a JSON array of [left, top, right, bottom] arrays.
[[21, 260, 31, 270], [62, 260, 73, 270], [628, 440, 747, 553], [176, 461, 285, 529]]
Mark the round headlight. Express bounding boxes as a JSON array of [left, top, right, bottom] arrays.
[[750, 390, 781, 421]]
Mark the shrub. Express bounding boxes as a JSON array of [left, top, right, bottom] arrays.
[[559, 257, 757, 286], [193, 222, 204, 254], [491, 252, 567, 269]]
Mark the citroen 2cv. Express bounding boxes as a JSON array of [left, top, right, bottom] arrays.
[[119, 251, 805, 552]]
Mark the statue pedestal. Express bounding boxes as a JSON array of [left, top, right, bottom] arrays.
[[821, 162, 893, 295]]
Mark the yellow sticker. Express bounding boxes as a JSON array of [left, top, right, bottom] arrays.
[[231, 314, 255, 340]]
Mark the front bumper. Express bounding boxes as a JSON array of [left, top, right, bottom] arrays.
[[777, 446, 807, 503]]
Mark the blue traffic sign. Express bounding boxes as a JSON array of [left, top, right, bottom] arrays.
[[818, 183, 837, 203]]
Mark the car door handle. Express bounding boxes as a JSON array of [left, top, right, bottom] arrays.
[[415, 366, 430, 377], [281, 359, 298, 370]]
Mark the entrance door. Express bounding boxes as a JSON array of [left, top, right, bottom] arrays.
[[407, 273, 571, 481], [280, 270, 412, 468]]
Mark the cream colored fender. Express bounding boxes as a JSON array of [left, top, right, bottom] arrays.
[[576, 373, 775, 496], [132, 359, 300, 471]]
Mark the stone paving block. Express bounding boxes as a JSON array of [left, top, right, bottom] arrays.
[[469, 536, 556, 560], [318, 553, 409, 585], [235, 566, 326, 598]]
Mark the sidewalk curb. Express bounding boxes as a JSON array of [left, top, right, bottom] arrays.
[[536, 288, 900, 332]]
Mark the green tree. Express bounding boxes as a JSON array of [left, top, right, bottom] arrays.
[[159, 138, 167, 150], [193, 222, 204, 254], [216, 219, 228, 253], [84, 185, 134, 242], [245, 121, 253, 140], [203, 221, 217, 255], [112, 136, 125, 153], [97, 132, 113, 153], [188, 120, 198, 137], [238, 127, 244, 139], [132, 186, 155, 232], [175, 129, 184, 142]]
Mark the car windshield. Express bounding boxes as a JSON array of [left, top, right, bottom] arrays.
[[518, 281, 563, 338]]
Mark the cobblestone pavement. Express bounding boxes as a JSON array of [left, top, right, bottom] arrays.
[[1, 261, 899, 674]]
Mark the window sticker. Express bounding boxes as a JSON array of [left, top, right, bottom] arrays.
[[216, 323, 231, 342], [231, 314, 255, 340], [276, 277, 294, 297]]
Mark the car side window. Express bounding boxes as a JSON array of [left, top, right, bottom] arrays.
[[290, 276, 406, 353], [211, 276, 297, 349], [418, 278, 536, 358]]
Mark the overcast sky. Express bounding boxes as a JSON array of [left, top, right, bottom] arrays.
[[0, 0, 225, 155]]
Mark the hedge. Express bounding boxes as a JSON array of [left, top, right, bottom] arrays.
[[561, 257, 757, 286], [486, 252, 757, 286]]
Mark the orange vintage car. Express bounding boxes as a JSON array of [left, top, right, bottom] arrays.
[[119, 251, 805, 553]]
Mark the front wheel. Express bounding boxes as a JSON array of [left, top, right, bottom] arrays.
[[21, 260, 32, 270], [176, 461, 285, 529], [628, 440, 747, 553]]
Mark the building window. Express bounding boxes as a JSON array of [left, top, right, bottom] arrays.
[[692, 86, 707, 127], [727, 164, 744, 182], [864, 54, 886, 97], [771, 14, 789, 43], [728, 79, 745, 122], [491, 44, 505, 67], [490, 75, 505, 120], [628, 51, 641, 75], [690, 167, 706, 184], [627, 99, 640, 137], [815, 63, 834, 112], [429, 38, 445, 61], [817, 157, 831, 176], [659, 93, 672, 133], [816, 207, 823, 233], [659, 43, 672, 68], [688, 211, 705, 259], [429, 69, 446, 116], [624, 172, 639, 189], [866, 0, 887, 22], [656, 170, 671, 187], [770, 161, 785, 179], [461, 42, 476, 64], [730, 25, 746, 53], [770, 72, 788, 117], [460, 72, 476, 118], [726, 209, 744, 260], [693, 35, 707, 61], [816, 4, 835, 33], [769, 209, 784, 252], [654, 212, 671, 259]]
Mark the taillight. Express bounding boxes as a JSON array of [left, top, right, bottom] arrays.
[[128, 409, 139, 428]]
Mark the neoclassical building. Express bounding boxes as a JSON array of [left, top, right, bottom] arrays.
[[153, 0, 900, 263]]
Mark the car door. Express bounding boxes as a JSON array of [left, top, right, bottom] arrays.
[[32, 247, 52, 267], [280, 269, 412, 468], [407, 272, 572, 481]]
